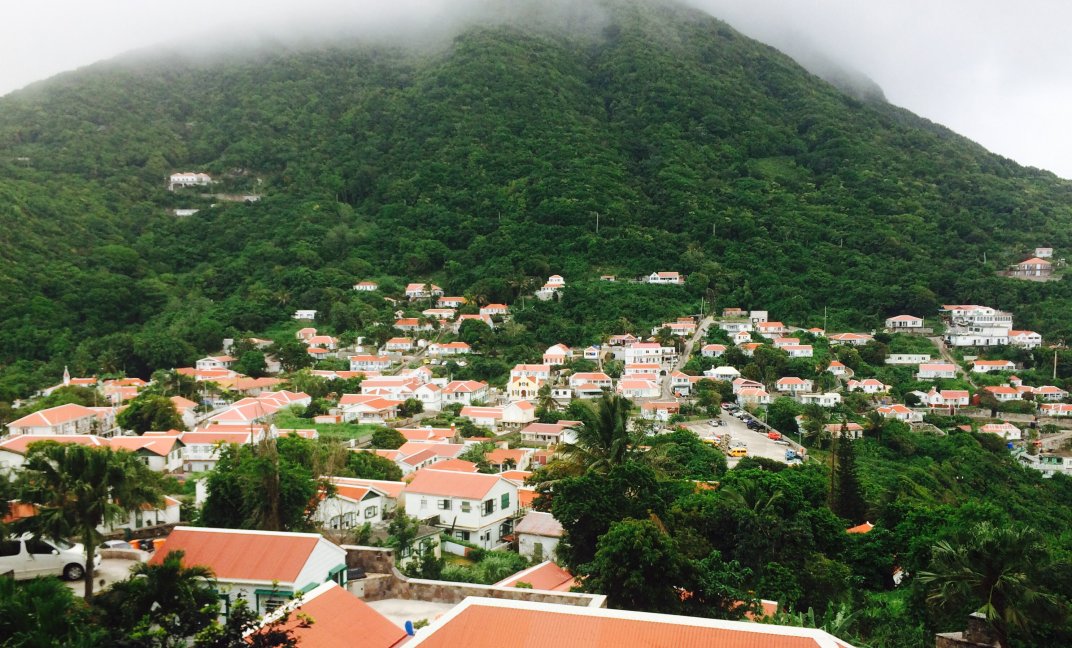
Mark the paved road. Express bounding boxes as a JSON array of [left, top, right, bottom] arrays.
[[66, 557, 143, 597], [661, 315, 714, 399], [930, 336, 975, 388]]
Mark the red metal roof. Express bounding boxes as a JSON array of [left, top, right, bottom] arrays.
[[150, 527, 321, 583], [271, 583, 407, 648], [412, 600, 852, 647]]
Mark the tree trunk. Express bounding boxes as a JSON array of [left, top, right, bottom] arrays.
[[83, 532, 96, 601]]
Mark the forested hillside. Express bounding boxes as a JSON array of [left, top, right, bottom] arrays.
[[2, 0, 1072, 398]]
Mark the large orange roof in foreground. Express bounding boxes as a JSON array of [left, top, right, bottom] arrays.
[[410, 598, 855, 648], [269, 582, 407, 648], [150, 527, 320, 583]]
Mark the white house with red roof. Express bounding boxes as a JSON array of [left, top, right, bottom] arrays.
[[616, 379, 660, 399], [701, 344, 726, 358], [876, 404, 923, 423], [535, 275, 565, 301], [623, 342, 675, 366], [315, 477, 389, 528], [568, 372, 612, 399], [979, 422, 1022, 441], [731, 378, 764, 394], [514, 513, 565, 562], [754, 321, 786, 338], [150, 527, 348, 616], [438, 296, 467, 308], [828, 332, 874, 346], [350, 355, 393, 372], [1009, 257, 1053, 278], [108, 436, 185, 473], [384, 337, 415, 352], [607, 333, 639, 346], [520, 421, 580, 446], [427, 341, 471, 357], [6, 403, 116, 437], [1040, 403, 1072, 417], [775, 377, 813, 394], [0, 434, 108, 471], [442, 380, 489, 405], [972, 359, 1016, 373], [916, 363, 958, 380], [1008, 330, 1043, 349], [196, 355, 236, 371], [704, 366, 741, 382], [732, 330, 752, 345], [404, 470, 519, 549], [797, 392, 842, 407], [180, 427, 262, 472], [542, 344, 573, 366], [737, 387, 772, 406], [459, 406, 504, 431], [510, 364, 553, 381], [640, 401, 681, 422], [1032, 385, 1069, 402], [782, 344, 814, 358], [353, 280, 379, 292], [406, 283, 444, 300], [646, 271, 684, 284], [395, 318, 434, 332], [846, 379, 891, 394], [480, 303, 509, 317], [422, 307, 457, 321], [772, 337, 800, 349], [826, 361, 850, 377], [885, 315, 924, 330], [920, 388, 970, 412], [338, 395, 402, 424]]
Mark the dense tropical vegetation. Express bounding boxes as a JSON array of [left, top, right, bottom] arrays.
[[2, 0, 1072, 402]]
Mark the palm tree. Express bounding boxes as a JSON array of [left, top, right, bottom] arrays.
[[801, 403, 830, 448], [863, 410, 887, 443], [559, 393, 642, 473], [95, 549, 219, 643], [918, 522, 1062, 648], [16, 442, 163, 600]]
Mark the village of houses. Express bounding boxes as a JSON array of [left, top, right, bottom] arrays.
[[3, 253, 1072, 644]]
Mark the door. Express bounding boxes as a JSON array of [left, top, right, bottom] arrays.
[[25, 538, 63, 578], [0, 539, 23, 577]]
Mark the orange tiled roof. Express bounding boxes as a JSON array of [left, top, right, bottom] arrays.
[[149, 527, 322, 582]]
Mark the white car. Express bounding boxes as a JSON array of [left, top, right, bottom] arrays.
[[0, 534, 101, 581]]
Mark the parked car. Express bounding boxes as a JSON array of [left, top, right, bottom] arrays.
[[767, 431, 782, 440], [729, 447, 748, 458], [0, 534, 100, 581]]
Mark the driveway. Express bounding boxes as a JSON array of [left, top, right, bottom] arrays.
[[66, 557, 142, 597]]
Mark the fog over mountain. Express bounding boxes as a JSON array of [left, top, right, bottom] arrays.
[[2, 0, 1071, 176]]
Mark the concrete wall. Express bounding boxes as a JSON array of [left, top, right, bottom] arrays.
[[341, 545, 605, 608]]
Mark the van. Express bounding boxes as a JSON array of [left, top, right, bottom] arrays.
[[0, 535, 100, 581], [729, 447, 748, 458]]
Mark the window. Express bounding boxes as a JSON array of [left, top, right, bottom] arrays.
[[482, 499, 495, 516], [27, 539, 55, 555], [0, 541, 20, 557], [500, 492, 510, 509], [420, 498, 428, 510], [454, 530, 470, 541], [461, 501, 471, 513], [437, 499, 451, 510], [364, 506, 378, 519]]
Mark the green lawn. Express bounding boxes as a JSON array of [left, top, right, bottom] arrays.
[[274, 411, 379, 442]]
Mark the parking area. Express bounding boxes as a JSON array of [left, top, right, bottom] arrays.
[[683, 409, 801, 467], [65, 556, 143, 597]]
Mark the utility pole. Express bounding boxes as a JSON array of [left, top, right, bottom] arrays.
[[823, 306, 828, 333]]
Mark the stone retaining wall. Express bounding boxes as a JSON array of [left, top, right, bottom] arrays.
[[341, 545, 606, 608]]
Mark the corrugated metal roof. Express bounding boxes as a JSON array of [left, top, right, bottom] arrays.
[[149, 527, 321, 583]]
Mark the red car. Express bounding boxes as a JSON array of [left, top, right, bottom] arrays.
[[767, 431, 782, 440]]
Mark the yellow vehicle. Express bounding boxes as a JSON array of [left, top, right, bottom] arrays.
[[729, 447, 748, 458]]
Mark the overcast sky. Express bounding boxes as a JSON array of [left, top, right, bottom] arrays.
[[2, 0, 1070, 178]]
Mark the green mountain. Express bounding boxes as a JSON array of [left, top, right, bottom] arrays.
[[2, 0, 1072, 397]]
